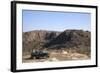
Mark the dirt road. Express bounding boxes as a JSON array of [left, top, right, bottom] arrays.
[[22, 51, 90, 63]]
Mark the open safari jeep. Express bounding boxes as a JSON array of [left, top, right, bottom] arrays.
[[31, 50, 49, 59]]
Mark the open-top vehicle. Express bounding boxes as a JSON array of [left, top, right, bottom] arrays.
[[31, 50, 49, 59]]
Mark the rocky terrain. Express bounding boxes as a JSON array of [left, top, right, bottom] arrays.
[[22, 30, 91, 63]]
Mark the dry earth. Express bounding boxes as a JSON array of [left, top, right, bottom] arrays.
[[22, 50, 90, 63]]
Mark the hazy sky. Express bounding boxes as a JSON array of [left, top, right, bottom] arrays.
[[23, 10, 91, 32]]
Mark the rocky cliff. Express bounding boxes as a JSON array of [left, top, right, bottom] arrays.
[[23, 30, 91, 55]]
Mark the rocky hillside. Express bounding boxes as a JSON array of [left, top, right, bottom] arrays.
[[44, 30, 90, 48], [23, 30, 61, 53], [23, 30, 91, 55]]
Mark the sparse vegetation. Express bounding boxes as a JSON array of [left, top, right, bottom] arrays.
[[22, 30, 91, 63]]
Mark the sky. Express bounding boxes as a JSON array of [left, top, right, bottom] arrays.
[[22, 10, 91, 32]]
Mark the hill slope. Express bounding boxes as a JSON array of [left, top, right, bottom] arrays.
[[23, 30, 91, 55]]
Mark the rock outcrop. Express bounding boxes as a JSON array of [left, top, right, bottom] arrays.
[[23, 30, 91, 55]]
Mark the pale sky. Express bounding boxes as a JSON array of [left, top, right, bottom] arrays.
[[23, 10, 91, 32]]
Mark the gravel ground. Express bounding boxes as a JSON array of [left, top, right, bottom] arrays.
[[22, 51, 90, 63]]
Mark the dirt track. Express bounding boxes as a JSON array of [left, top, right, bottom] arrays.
[[22, 51, 90, 63]]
